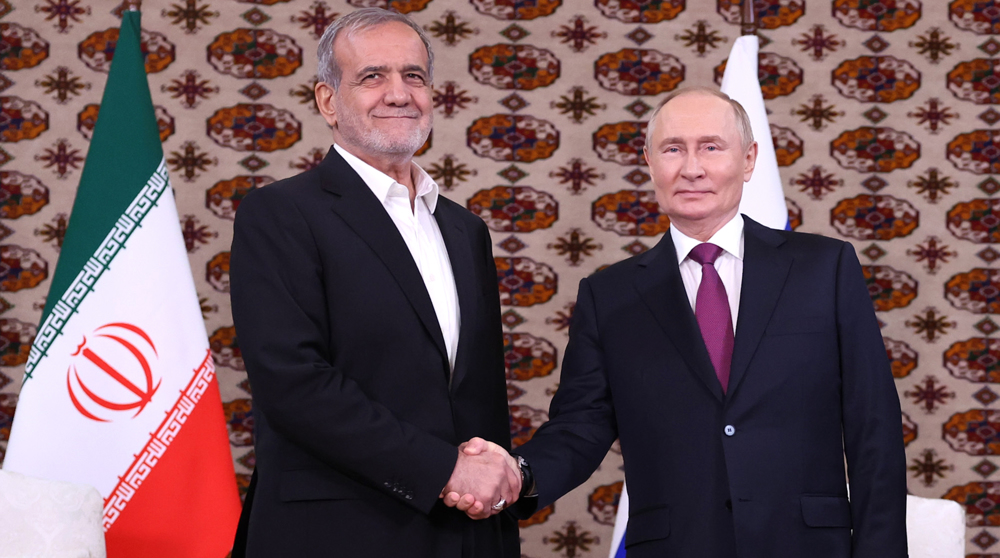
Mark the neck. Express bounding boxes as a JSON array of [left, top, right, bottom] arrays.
[[374, 158, 414, 191], [335, 138, 416, 198]]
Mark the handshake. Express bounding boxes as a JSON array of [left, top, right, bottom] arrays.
[[439, 437, 523, 520]]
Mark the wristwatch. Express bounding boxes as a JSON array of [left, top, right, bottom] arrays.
[[511, 453, 537, 498]]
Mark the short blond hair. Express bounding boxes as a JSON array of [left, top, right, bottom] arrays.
[[645, 86, 754, 152]]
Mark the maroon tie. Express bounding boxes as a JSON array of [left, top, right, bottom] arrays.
[[689, 243, 734, 393]]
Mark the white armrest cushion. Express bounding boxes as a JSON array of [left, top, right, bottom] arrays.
[[906, 494, 965, 558], [0, 469, 106, 558]]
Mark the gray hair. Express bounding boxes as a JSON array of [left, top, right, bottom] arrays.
[[316, 8, 434, 89], [645, 86, 755, 152]]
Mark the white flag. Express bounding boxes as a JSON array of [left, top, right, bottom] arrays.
[[722, 34, 788, 229]]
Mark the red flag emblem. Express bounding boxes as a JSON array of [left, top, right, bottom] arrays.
[[67, 322, 161, 422]]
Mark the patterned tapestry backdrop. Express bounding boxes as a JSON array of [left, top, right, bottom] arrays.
[[0, 0, 997, 554]]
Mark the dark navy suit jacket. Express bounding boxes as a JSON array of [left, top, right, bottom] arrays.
[[515, 218, 907, 558], [230, 147, 517, 557]]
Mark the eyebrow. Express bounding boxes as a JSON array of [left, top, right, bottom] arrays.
[[356, 64, 427, 77], [401, 64, 427, 75], [657, 135, 729, 146], [355, 65, 387, 78]]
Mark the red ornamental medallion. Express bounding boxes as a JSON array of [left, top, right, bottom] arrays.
[[66, 323, 160, 422]]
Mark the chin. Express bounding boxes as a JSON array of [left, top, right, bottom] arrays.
[[673, 202, 717, 219], [362, 129, 430, 156]]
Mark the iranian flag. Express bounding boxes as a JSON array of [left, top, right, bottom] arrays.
[[4, 7, 241, 557]]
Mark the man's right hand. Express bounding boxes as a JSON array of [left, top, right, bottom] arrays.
[[440, 437, 521, 520]]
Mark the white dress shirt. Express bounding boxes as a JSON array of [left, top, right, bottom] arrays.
[[335, 144, 461, 372], [669, 214, 745, 334]]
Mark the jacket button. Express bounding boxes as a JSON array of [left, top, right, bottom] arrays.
[[725, 499, 732, 511], [724, 425, 736, 436]]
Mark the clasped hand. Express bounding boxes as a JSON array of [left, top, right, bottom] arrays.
[[439, 437, 521, 519]]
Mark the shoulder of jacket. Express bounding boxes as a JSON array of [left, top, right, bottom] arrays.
[[770, 228, 847, 254], [585, 248, 649, 289], [236, 169, 324, 222]]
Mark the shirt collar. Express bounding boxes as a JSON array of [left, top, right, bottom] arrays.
[[334, 143, 440, 213], [670, 213, 745, 264]]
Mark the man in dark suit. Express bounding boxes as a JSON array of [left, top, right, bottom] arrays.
[[229, 8, 520, 557], [453, 87, 907, 557]]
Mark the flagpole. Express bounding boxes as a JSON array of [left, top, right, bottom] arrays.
[[740, 0, 756, 35]]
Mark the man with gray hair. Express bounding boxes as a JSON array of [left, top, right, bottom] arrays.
[[229, 8, 520, 557], [453, 87, 907, 557]]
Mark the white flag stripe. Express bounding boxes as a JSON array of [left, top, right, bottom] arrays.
[[608, 481, 629, 558], [722, 35, 788, 230]]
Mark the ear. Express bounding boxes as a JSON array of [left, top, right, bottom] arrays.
[[314, 80, 338, 127], [643, 144, 651, 167], [743, 141, 758, 182]]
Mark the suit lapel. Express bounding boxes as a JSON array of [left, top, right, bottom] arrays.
[[318, 148, 449, 371], [635, 234, 724, 402], [728, 217, 792, 398], [433, 201, 477, 390]]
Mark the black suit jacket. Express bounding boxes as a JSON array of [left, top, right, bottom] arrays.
[[515, 218, 906, 558], [229, 147, 517, 557]]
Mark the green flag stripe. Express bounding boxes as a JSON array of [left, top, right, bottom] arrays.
[[40, 10, 163, 327], [24, 160, 170, 382]]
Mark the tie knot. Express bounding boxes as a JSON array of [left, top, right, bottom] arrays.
[[689, 243, 724, 266]]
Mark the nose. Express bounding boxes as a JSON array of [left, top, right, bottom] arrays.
[[383, 73, 410, 106], [680, 152, 705, 180]]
